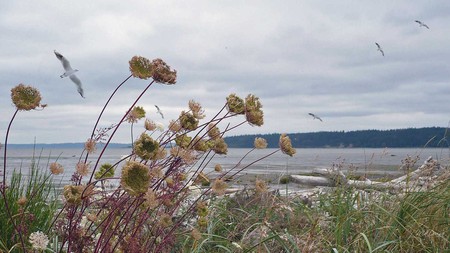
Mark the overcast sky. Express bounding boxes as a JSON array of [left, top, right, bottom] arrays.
[[1, 1, 450, 144]]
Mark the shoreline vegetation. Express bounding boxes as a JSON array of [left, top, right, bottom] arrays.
[[1, 56, 449, 252]]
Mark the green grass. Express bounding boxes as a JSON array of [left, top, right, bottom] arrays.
[[0, 155, 58, 252], [179, 178, 449, 252]]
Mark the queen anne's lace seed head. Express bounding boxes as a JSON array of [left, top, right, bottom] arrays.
[[279, 134, 296, 157], [151, 58, 177, 84], [11, 84, 43, 111], [120, 161, 151, 196], [129, 56, 153, 79], [29, 231, 49, 250], [254, 137, 268, 149], [49, 162, 64, 175], [134, 133, 160, 160], [226, 93, 245, 114]]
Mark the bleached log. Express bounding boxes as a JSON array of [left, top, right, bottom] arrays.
[[290, 175, 334, 186], [347, 179, 406, 191]]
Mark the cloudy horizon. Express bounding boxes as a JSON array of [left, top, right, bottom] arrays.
[[1, 1, 450, 144]]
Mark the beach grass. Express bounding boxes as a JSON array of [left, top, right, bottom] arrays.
[[0, 155, 58, 252]]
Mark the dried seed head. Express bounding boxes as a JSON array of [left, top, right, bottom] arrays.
[[245, 94, 264, 126], [17, 196, 27, 206], [144, 119, 157, 131], [170, 146, 196, 165], [63, 185, 84, 205], [160, 213, 173, 227], [129, 56, 153, 79], [207, 123, 221, 140], [189, 100, 205, 119], [120, 161, 151, 196], [254, 137, 268, 149], [85, 138, 96, 154], [255, 179, 268, 193], [179, 111, 199, 131], [151, 58, 177, 84], [126, 106, 146, 123], [211, 178, 227, 195], [214, 164, 222, 172], [134, 133, 160, 160], [143, 189, 159, 208], [29, 231, 49, 250], [11, 84, 43, 111], [279, 134, 296, 157], [175, 134, 192, 149], [212, 138, 228, 155], [194, 172, 210, 186], [191, 228, 202, 240], [192, 137, 209, 152], [49, 162, 64, 175], [168, 120, 182, 133], [76, 162, 90, 177], [226, 93, 245, 114]]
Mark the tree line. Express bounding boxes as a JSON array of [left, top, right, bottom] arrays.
[[224, 127, 450, 148]]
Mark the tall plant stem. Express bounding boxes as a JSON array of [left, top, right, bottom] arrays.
[[2, 109, 18, 186], [1, 108, 26, 250], [87, 80, 155, 183]]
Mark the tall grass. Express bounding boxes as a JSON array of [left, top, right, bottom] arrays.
[[0, 155, 58, 252]]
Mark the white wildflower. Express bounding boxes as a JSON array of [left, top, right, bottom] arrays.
[[29, 231, 49, 250]]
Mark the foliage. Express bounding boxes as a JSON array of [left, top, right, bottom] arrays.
[[0, 157, 58, 252]]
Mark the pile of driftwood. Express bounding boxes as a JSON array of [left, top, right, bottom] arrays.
[[289, 156, 449, 192]]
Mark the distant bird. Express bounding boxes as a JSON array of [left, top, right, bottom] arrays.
[[375, 43, 384, 56], [415, 20, 429, 29], [54, 50, 84, 98], [308, 113, 323, 122], [155, 105, 164, 119]]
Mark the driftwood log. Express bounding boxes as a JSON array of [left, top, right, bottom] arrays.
[[289, 156, 448, 192]]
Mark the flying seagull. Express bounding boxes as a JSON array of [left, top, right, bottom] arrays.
[[155, 105, 164, 119], [415, 20, 429, 29], [308, 113, 323, 122], [375, 43, 384, 56], [54, 50, 84, 98]]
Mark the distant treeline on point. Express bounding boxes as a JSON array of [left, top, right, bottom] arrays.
[[224, 127, 450, 148]]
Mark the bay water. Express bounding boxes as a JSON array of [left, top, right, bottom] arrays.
[[2, 147, 449, 188]]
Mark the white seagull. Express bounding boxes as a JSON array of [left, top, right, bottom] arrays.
[[155, 105, 164, 119], [375, 43, 384, 56], [308, 113, 323, 122], [415, 20, 429, 29], [54, 50, 84, 98]]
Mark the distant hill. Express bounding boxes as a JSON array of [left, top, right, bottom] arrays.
[[224, 127, 450, 148], [7, 143, 130, 149]]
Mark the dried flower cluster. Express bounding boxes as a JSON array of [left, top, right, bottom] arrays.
[[63, 185, 85, 205], [29, 231, 49, 250], [279, 134, 296, 156], [129, 57, 177, 84], [151, 58, 177, 84], [120, 161, 151, 196], [254, 137, 268, 149], [129, 56, 153, 79], [245, 94, 264, 126], [11, 84, 43, 111], [126, 106, 146, 123], [49, 162, 64, 175], [134, 133, 160, 160], [226, 93, 245, 114]]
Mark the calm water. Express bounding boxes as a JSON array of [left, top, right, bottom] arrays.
[[2, 147, 449, 186]]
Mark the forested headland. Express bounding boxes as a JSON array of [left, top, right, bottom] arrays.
[[224, 127, 450, 148]]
